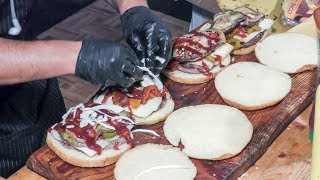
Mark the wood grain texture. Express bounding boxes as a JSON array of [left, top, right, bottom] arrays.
[[26, 52, 317, 179], [239, 105, 312, 180], [8, 166, 46, 180]]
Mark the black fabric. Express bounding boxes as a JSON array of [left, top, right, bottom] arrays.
[[121, 6, 172, 74], [76, 39, 143, 88], [0, 0, 35, 40], [0, 1, 66, 177], [0, 79, 65, 178]]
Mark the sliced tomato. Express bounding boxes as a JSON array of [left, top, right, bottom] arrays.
[[141, 85, 162, 104]]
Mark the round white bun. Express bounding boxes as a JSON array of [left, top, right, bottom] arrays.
[[163, 55, 231, 84], [215, 62, 292, 111], [255, 32, 317, 74], [134, 93, 175, 125], [114, 144, 197, 180], [46, 133, 131, 167], [163, 104, 253, 160]]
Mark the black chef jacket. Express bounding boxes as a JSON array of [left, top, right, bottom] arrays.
[[0, 0, 66, 177]]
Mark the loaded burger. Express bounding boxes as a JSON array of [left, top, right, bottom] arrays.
[[93, 74, 174, 125], [163, 26, 233, 84], [46, 103, 135, 167], [212, 6, 274, 55]]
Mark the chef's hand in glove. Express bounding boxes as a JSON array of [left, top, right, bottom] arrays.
[[121, 6, 172, 74], [75, 39, 143, 88]]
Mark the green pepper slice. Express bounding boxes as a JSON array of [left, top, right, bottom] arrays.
[[206, 55, 216, 62], [248, 26, 262, 34], [227, 38, 241, 50], [101, 131, 117, 139]]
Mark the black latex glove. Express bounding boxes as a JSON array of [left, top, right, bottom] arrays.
[[75, 39, 143, 88], [121, 6, 172, 74]]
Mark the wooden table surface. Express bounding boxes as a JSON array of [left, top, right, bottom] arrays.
[[7, 0, 315, 179]]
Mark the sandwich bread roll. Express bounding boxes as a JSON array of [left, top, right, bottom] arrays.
[[215, 62, 292, 111], [164, 55, 232, 84], [47, 133, 131, 167], [255, 33, 317, 74], [114, 144, 197, 180], [163, 104, 253, 160]]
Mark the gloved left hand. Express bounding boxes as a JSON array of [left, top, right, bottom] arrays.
[[75, 39, 143, 88], [121, 6, 172, 75]]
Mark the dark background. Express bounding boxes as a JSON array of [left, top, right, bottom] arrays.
[[30, 0, 192, 37]]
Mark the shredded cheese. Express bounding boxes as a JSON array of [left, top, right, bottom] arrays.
[[59, 103, 135, 130], [66, 125, 75, 129]]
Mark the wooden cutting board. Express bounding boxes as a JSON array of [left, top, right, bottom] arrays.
[[26, 50, 317, 179]]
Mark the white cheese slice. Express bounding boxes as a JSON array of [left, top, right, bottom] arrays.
[[234, 32, 260, 43], [129, 97, 162, 118], [212, 43, 234, 59], [98, 95, 162, 118], [259, 18, 274, 30]]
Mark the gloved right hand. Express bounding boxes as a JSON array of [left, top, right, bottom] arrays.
[[75, 39, 143, 88]]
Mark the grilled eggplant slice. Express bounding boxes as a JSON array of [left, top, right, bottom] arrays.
[[213, 10, 246, 33]]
